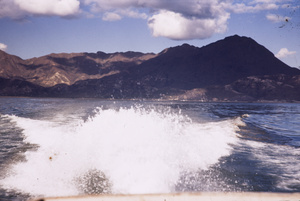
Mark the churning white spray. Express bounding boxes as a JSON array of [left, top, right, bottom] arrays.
[[1, 107, 241, 197]]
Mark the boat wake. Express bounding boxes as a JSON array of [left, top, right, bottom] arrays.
[[0, 106, 242, 197]]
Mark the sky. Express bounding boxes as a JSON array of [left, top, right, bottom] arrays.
[[0, 0, 299, 68]]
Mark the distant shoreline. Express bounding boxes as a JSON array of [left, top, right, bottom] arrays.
[[1, 95, 299, 104]]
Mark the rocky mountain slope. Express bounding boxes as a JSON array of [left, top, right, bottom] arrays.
[[1, 35, 299, 101], [0, 50, 155, 87]]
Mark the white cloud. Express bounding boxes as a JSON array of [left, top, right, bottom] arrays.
[[102, 12, 122, 21], [0, 0, 294, 40], [0, 43, 8, 51], [84, 0, 231, 40], [83, 0, 229, 18], [14, 0, 80, 17], [83, 0, 141, 11], [0, 0, 80, 19], [275, 48, 296, 58], [83, 0, 289, 40], [118, 8, 147, 19], [100, 8, 147, 20], [266, 13, 290, 23], [227, 2, 279, 13], [148, 10, 229, 40]]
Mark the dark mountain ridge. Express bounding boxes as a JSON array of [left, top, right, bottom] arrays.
[[131, 35, 298, 90], [1, 35, 299, 101]]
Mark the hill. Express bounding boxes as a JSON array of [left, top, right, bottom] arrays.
[[0, 35, 299, 101]]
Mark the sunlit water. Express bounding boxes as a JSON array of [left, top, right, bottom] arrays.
[[0, 97, 299, 200]]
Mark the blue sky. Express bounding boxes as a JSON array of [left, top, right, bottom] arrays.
[[0, 0, 299, 68]]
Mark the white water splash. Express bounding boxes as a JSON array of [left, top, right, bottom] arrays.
[[1, 107, 240, 197], [244, 140, 300, 191]]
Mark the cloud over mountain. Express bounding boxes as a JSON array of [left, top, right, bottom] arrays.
[[0, 43, 7, 51], [148, 10, 229, 40], [82, 0, 290, 40], [0, 0, 295, 39], [276, 48, 296, 58]]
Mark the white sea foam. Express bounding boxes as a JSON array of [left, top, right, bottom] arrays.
[[1, 107, 240, 197], [244, 140, 300, 191]]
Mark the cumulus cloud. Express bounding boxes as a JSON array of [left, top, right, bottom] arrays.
[[0, 43, 8, 51], [16, 0, 80, 16], [0, 0, 293, 40], [266, 13, 290, 23], [84, 0, 232, 40], [148, 10, 229, 40], [83, 0, 288, 40], [0, 0, 80, 18], [83, 0, 230, 19], [275, 48, 296, 58]]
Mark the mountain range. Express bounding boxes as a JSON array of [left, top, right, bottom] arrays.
[[1, 35, 300, 102]]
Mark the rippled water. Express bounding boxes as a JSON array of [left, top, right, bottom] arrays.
[[0, 97, 299, 200]]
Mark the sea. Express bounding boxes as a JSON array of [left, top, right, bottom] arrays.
[[0, 97, 299, 200]]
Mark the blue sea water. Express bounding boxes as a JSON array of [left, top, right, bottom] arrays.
[[0, 97, 299, 200]]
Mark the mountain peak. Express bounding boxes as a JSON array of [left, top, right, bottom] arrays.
[[1, 35, 300, 101], [224, 34, 248, 40], [0, 50, 21, 60], [159, 43, 197, 55]]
